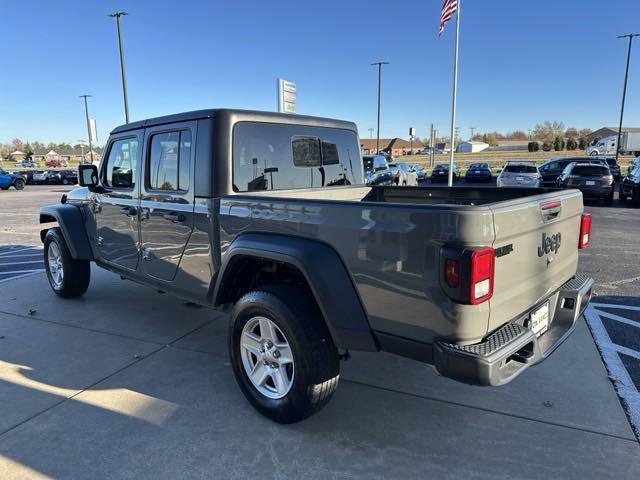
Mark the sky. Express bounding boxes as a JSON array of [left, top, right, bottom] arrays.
[[1, 0, 639, 145]]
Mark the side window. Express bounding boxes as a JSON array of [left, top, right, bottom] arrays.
[[148, 130, 191, 192], [105, 137, 139, 188]]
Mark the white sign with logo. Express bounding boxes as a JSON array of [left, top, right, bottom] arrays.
[[278, 79, 297, 114], [89, 118, 98, 143]]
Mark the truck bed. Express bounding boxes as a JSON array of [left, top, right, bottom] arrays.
[[243, 185, 565, 207], [222, 185, 584, 347]]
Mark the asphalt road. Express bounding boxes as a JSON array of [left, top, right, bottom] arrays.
[[0, 183, 638, 478]]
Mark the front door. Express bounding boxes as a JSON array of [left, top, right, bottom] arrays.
[[139, 123, 195, 281], [94, 133, 142, 271]]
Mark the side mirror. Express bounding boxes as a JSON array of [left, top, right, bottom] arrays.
[[78, 164, 99, 190]]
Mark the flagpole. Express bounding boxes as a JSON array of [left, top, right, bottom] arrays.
[[447, 0, 460, 187]]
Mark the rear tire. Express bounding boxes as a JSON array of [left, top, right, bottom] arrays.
[[13, 179, 25, 190], [633, 188, 640, 207], [44, 228, 90, 298], [229, 285, 340, 423]]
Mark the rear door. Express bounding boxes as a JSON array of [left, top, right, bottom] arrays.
[[139, 122, 196, 281], [487, 190, 583, 332]]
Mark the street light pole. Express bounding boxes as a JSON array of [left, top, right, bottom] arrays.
[[108, 11, 130, 124], [615, 33, 639, 164], [371, 61, 389, 154], [79, 95, 94, 164]]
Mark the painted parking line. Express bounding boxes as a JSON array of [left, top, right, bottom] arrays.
[[0, 246, 44, 282], [584, 303, 640, 440]]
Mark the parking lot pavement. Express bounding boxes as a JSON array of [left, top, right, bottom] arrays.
[[1, 270, 639, 478], [0, 184, 639, 478], [0, 245, 44, 284]]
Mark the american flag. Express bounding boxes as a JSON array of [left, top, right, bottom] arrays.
[[439, 0, 458, 35]]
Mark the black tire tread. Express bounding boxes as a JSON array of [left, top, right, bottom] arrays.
[[44, 228, 90, 298], [230, 285, 339, 423]]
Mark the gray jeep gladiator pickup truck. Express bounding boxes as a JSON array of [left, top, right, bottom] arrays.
[[39, 109, 594, 423]]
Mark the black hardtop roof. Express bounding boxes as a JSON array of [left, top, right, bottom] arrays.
[[110, 108, 358, 135]]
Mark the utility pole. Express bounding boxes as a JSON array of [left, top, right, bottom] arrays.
[[469, 126, 476, 139], [615, 33, 639, 164], [371, 61, 389, 154], [368, 128, 374, 139], [79, 95, 94, 164], [108, 12, 130, 123], [429, 123, 434, 167]]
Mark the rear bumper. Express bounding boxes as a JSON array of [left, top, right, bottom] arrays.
[[578, 186, 613, 198], [433, 274, 593, 386]]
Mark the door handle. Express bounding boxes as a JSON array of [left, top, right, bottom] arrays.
[[120, 206, 137, 217], [163, 212, 185, 223]]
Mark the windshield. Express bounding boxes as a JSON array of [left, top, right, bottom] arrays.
[[470, 163, 488, 169], [435, 164, 448, 169], [572, 165, 609, 176], [504, 164, 537, 173]]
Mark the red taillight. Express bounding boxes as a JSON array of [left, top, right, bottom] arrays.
[[579, 213, 592, 249], [469, 247, 494, 304], [445, 259, 460, 287]]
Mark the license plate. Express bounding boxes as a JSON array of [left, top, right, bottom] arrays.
[[530, 302, 550, 337], [586, 180, 595, 186], [516, 176, 525, 181]]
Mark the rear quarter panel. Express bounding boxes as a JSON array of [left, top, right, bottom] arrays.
[[219, 194, 495, 344]]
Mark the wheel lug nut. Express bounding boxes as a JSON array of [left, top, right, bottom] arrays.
[[273, 350, 280, 358], [263, 360, 268, 366], [271, 363, 279, 368]]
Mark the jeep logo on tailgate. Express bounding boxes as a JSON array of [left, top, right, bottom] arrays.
[[538, 232, 561, 257]]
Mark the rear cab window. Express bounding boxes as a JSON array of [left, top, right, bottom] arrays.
[[232, 122, 364, 191]]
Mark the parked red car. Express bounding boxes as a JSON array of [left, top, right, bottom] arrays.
[[45, 158, 68, 168]]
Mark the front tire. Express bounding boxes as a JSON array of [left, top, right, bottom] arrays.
[[44, 228, 90, 298], [13, 179, 25, 190], [229, 286, 340, 423]]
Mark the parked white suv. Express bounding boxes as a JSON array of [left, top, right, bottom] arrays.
[[497, 162, 541, 188], [388, 162, 419, 186]]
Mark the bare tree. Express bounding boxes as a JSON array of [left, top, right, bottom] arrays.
[[565, 127, 579, 138], [532, 121, 565, 143], [579, 128, 592, 138]]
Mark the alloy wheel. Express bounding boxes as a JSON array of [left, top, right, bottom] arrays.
[[240, 316, 295, 399]]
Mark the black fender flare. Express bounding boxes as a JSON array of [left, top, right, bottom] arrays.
[[214, 233, 378, 352], [39, 204, 94, 260]]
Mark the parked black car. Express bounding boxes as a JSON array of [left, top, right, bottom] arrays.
[[556, 162, 614, 205], [619, 163, 640, 206], [56, 170, 78, 185], [538, 158, 575, 186], [464, 163, 492, 183], [430, 163, 458, 183]]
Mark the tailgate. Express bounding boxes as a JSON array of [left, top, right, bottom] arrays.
[[487, 190, 584, 332]]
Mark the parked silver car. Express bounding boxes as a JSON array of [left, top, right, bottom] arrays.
[[497, 162, 541, 188]]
